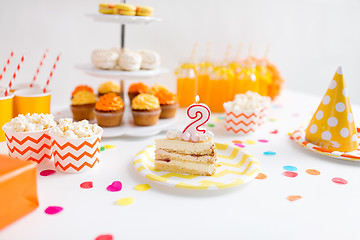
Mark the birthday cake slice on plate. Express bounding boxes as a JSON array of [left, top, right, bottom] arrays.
[[155, 99, 217, 176], [155, 130, 216, 176]]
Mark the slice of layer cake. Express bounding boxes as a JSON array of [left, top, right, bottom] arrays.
[[155, 130, 217, 176]]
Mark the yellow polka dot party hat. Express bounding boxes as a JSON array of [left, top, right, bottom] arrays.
[[305, 66, 358, 152]]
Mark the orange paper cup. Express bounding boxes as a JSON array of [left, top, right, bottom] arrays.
[[13, 88, 51, 117], [0, 93, 14, 142], [51, 130, 103, 173], [2, 127, 53, 164]]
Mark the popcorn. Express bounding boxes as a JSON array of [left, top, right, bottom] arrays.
[[49, 118, 102, 139], [3, 113, 56, 132], [223, 91, 271, 112]]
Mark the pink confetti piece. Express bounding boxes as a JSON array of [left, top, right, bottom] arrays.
[[44, 206, 63, 215], [80, 181, 93, 189], [235, 143, 245, 148], [270, 130, 278, 134], [283, 171, 298, 178], [107, 181, 122, 192], [258, 139, 268, 143], [332, 177, 348, 185], [292, 113, 300, 117], [40, 169, 56, 176], [95, 234, 113, 240]]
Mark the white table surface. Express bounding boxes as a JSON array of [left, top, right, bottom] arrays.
[[1, 89, 360, 240]]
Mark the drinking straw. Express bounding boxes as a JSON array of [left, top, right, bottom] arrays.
[[223, 44, 232, 64], [189, 42, 198, 63], [43, 53, 61, 93], [30, 49, 49, 87], [235, 43, 242, 62], [4, 55, 25, 96], [0, 51, 14, 81], [205, 41, 211, 62]]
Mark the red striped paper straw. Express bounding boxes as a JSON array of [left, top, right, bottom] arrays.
[[30, 49, 49, 87], [43, 53, 61, 93], [0, 51, 14, 81], [4, 55, 25, 96]]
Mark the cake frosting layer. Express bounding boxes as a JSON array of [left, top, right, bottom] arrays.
[[155, 148, 216, 164], [154, 159, 216, 176], [155, 137, 214, 155]]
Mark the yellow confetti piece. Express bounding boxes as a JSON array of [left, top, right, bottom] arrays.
[[244, 140, 256, 145], [104, 144, 116, 149], [269, 118, 277, 122], [116, 197, 134, 206], [134, 184, 151, 191]]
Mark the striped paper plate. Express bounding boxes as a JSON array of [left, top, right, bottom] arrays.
[[133, 143, 261, 190]]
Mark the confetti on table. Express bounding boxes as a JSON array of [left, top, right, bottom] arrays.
[[107, 181, 122, 192], [95, 234, 113, 240], [235, 143, 245, 148], [40, 169, 56, 176], [207, 123, 215, 127], [80, 181, 93, 189], [269, 118, 277, 122], [232, 140, 243, 144], [44, 206, 63, 215], [258, 139, 269, 143], [306, 169, 320, 175], [270, 130, 278, 134], [283, 171, 298, 178], [264, 151, 276, 156], [287, 195, 302, 202], [332, 177, 348, 185], [100, 146, 105, 152], [116, 197, 134, 206], [283, 166, 297, 172], [104, 144, 116, 149], [255, 173, 267, 180], [134, 184, 151, 191], [244, 140, 256, 144]]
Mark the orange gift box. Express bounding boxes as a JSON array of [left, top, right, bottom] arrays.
[[0, 154, 39, 230]]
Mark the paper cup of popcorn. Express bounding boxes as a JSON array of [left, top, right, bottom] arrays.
[[2, 113, 56, 164], [49, 119, 103, 173], [223, 91, 270, 135]]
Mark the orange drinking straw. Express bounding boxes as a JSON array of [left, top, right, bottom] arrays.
[[4, 55, 25, 97], [43, 53, 61, 93], [0, 51, 14, 81], [30, 49, 49, 88]]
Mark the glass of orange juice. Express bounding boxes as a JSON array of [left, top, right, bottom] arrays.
[[175, 63, 197, 108]]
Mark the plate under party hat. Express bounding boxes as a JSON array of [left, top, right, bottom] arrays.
[[305, 66, 358, 152]]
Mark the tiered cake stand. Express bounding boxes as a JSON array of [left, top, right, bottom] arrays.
[[73, 12, 173, 137]]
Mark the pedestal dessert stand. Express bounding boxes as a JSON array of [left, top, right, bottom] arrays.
[[74, 9, 172, 137]]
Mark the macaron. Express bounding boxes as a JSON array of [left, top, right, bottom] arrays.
[[99, 3, 116, 14], [115, 3, 136, 16], [136, 6, 153, 17]]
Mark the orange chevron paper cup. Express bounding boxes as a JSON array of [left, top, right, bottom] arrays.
[[2, 128, 53, 164], [0, 93, 14, 142], [51, 131, 103, 173], [224, 108, 266, 135]]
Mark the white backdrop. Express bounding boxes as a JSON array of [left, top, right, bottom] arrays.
[[0, 0, 359, 106]]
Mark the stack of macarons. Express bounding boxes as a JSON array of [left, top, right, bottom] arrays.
[[91, 48, 160, 71], [99, 3, 153, 17]]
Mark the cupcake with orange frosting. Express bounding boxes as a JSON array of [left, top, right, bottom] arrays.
[[72, 85, 94, 98], [131, 93, 161, 126], [71, 88, 97, 121], [98, 80, 121, 97], [149, 84, 178, 119], [128, 82, 149, 103], [95, 93, 124, 127]]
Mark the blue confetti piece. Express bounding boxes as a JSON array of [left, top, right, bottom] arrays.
[[218, 116, 225, 120], [264, 151, 276, 156], [283, 165, 297, 171]]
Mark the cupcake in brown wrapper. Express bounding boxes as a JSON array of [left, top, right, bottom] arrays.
[[149, 84, 178, 119], [131, 93, 161, 126], [71, 103, 96, 121], [132, 108, 161, 126], [70, 88, 97, 121], [95, 93, 125, 127], [160, 103, 179, 119], [128, 82, 149, 103]]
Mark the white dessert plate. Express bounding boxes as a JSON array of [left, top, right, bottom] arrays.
[[75, 64, 169, 79], [87, 13, 162, 25], [133, 143, 261, 190], [54, 108, 177, 138], [290, 125, 360, 161]]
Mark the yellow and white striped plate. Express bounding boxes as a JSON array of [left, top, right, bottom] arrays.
[[133, 143, 261, 190]]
